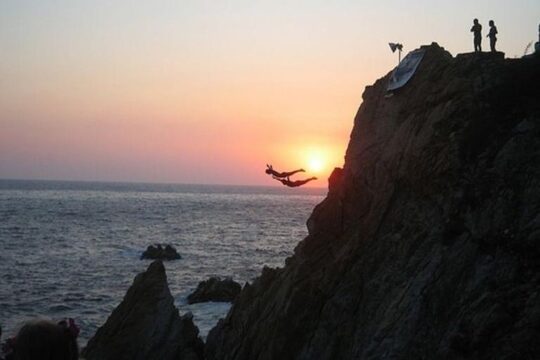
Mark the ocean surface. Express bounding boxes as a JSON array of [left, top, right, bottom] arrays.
[[0, 179, 325, 345]]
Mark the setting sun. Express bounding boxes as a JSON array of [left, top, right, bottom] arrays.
[[280, 143, 345, 184], [301, 147, 332, 175], [308, 156, 324, 173]]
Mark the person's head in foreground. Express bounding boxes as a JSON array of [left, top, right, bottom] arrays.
[[6, 319, 79, 360]]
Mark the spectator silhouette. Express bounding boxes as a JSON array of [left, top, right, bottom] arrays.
[[487, 20, 498, 52], [471, 18, 482, 52], [3, 319, 79, 360], [272, 175, 317, 188], [265, 164, 305, 178]]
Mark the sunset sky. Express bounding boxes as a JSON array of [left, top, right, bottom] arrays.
[[1, 1, 539, 186]]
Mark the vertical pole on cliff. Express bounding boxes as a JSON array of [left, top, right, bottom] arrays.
[[389, 43, 403, 64]]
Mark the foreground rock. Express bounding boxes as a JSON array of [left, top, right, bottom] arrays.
[[141, 244, 181, 260], [83, 261, 203, 360], [187, 277, 242, 304], [206, 44, 540, 359]]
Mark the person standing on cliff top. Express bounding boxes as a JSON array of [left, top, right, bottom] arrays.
[[536, 23, 540, 54], [487, 20, 498, 52], [471, 18, 482, 52]]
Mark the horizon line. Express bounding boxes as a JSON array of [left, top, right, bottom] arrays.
[[0, 177, 328, 191]]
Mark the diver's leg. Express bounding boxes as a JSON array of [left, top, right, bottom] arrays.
[[282, 169, 305, 177]]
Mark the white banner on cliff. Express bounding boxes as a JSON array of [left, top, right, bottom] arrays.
[[387, 49, 426, 91]]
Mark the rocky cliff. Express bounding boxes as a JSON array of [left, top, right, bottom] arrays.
[[206, 44, 540, 359]]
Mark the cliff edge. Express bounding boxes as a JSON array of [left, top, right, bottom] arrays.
[[207, 43, 540, 360]]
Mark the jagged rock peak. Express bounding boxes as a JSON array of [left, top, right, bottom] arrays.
[[83, 261, 204, 360]]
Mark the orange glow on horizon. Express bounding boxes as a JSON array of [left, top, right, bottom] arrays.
[[266, 142, 345, 188], [3, 2, 536, 185]]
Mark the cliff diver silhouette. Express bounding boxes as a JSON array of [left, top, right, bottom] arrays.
[[272, 175, 317, 188], [265, 164, 305, 178]]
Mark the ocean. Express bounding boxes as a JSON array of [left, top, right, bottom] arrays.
[[0, 179, 325, 345]]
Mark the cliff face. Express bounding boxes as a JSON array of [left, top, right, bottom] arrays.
[[206, 44, 540, 360]]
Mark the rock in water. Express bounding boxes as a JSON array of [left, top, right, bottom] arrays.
[[83, 261, 203, 360], [206, 44, 540, 359], [187, 277, 242, 304], [141, 244, 181, 260]]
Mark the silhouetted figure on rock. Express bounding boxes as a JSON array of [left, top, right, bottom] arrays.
[[536, 23, 540, 53], [272, 175, 317, 187], [488, 20, 498, 52], [265, 164, 305, 178], [471, 18, 482, 52]]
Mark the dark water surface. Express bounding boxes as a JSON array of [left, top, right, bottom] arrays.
[[0, 179, 324, 344]]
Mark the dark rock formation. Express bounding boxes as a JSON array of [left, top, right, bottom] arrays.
[[187, 277, 242, 304], [206, 44, 540, 359], [141, 244, 181, 260], [83, 261, 203, 360]]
